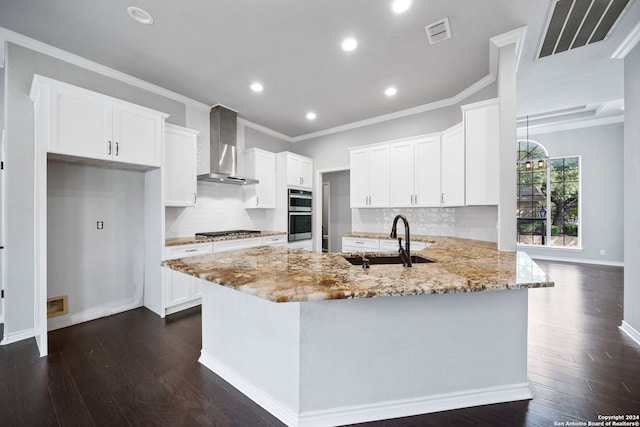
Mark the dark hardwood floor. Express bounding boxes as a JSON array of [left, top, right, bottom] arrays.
[[1, 260, 639, 426]]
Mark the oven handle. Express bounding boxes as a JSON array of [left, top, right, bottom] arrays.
[[289, 211, 312, 216]]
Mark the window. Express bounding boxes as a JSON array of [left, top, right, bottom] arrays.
[[517, 140, 580, 248]]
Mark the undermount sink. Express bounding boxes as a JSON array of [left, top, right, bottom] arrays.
[[342, 253, 434, 266]]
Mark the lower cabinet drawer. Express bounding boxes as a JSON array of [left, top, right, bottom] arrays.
[[379, 239, 427, 251], [213, 237, 263, 252], [165, 242, 213, 260], [342, 237, 379, 252], [262, 235, 287, 246]]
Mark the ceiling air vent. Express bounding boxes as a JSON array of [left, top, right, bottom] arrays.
[[539, 0, 633, 58], [425, 17, 452, 45]]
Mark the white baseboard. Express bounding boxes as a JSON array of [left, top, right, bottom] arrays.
[[0, 327, 35, 345], [620, 321, 640, 347], [199, 350, 299, 426], [47, 300, 143, 331], [165, 298, 201, 316], [199, 350, 532, 427], [530, 254, 624, 267]]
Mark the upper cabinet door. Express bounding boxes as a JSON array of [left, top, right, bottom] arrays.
[[414, 135, 441, 207], [164, 124, 199, 207], [389, 140, 415, 207], [349, 148, 369, 208], [463, 99, 500, 206], [441, 123, 465, 207], [112, 103, 163, 168], [367, 144, 390, 207], [285, 153, 313, 189], [51, 87, 112, 160], [30, 75, 168, 169], [245, 148, 277, 209]]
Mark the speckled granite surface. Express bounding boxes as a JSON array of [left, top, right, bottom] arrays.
[[162, 235, 554, 303], [165, 230, 286, 246]]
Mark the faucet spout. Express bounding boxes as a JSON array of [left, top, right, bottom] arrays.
[[390, 215, 411, 267]]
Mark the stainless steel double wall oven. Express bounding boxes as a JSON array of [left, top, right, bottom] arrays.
[[288, 189, 312, 242]]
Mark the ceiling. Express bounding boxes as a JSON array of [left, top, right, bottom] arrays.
[[0, 0, 638, 139]]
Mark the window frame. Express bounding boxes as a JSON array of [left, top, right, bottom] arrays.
[[516, 140, 582, 250]]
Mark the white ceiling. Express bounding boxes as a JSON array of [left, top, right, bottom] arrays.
[[0, 0, 637, 138]]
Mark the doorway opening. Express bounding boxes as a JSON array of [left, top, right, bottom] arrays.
[[320, 170, 351, 253]]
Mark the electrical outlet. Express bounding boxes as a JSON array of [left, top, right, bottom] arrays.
[[97, 221, 104, 230], [600, 249, 606, 255]]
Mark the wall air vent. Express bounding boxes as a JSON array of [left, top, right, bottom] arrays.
[[539, 0, 633, 58], [425, 17, 452, 45]]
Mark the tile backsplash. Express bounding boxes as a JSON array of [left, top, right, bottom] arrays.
[[165, 182, 268, 238], [352, 208, 456, 236]]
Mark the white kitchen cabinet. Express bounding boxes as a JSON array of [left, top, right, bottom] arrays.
[[164, 242, 213, 314], [31, 75, 166, 168], [440, 123, 465, 207], [245, 148, 277, 209], [343, 236, 428, 253], [287, 240, 313, 251], [213, 237, 263, 253], [342, 237, 379, 252], [389, 135, 441, 207], [282, 152, 313, 189], [164, 124, 199, 207], [463, 99, 500, 206], [262, 234, 287, 247], [349, 144, 390, 207]]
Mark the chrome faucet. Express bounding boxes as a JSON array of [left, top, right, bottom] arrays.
[[390, 214, 411, 267]]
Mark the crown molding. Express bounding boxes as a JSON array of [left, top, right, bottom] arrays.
[[517, 114, 624, 137], [238, 118, 293, 142], [292, 27, 527, 143], [611, 20, 640, 59], [0, 26, 210, 111]]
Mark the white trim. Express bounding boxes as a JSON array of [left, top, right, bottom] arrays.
[[0, 26, 210, 111], [527, 254, 624, 267], [291, 75, 495, 143], [612, 21, 640, 59], [199, 350, 299, 427], [489, 26, 527, 73], [47, 301, 144, 331], [238, 118, 293, 142], [165, 299, 201, 316], [0, 38, 4, 68], [517, 115, 624, 137], [297, 383, 532, 427], [0, 327, 34, 345], [620, 321, 640, 347], [200, 348, 531, 427]]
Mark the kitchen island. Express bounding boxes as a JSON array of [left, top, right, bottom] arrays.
[[163, 236, 553, 427]]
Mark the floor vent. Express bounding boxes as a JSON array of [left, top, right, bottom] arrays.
[[425, 17, 452, 45], [539, 0, 633, 58]]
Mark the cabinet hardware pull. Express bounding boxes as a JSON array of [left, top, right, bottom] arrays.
[[441, 193, 444, 204], [415, 194, 418, 204], [256, 197, 259, 206], [108, 140, 112, 155], [194, 193, 197, 204], [115, 142, 119, 156], [185, 249, 198, 252], [355, 241, 364, 244]]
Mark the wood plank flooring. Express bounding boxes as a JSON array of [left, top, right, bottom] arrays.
[[1, 260, 639, 426]]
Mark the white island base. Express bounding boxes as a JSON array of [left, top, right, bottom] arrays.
[[199, 282, 532, 427]]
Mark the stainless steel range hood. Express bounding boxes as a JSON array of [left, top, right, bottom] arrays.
[[197, 105, 258, 185]]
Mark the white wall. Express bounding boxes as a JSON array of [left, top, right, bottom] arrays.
[[623, 43, 640, 342], [2, 42, 186, 339], [520, 123, 624, 265], [47, 162, 145, 330]]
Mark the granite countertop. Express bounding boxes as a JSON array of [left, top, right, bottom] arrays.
[[162, 234, 554, 303], [165, 230, 286, 247]]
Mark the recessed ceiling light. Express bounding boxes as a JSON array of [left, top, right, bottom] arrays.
[[391, 0, 412, 13], [127, 6, 154, 25], [341, 38, 358, 52], [385, 87, 398, 96], [306, 112, 317, 120], [250, 82, 264, 92]]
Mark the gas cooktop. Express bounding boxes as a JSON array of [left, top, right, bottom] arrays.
[[195, 230, 260, 238]]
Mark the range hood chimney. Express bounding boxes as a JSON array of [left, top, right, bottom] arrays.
[[197, 105, 258, 185]]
